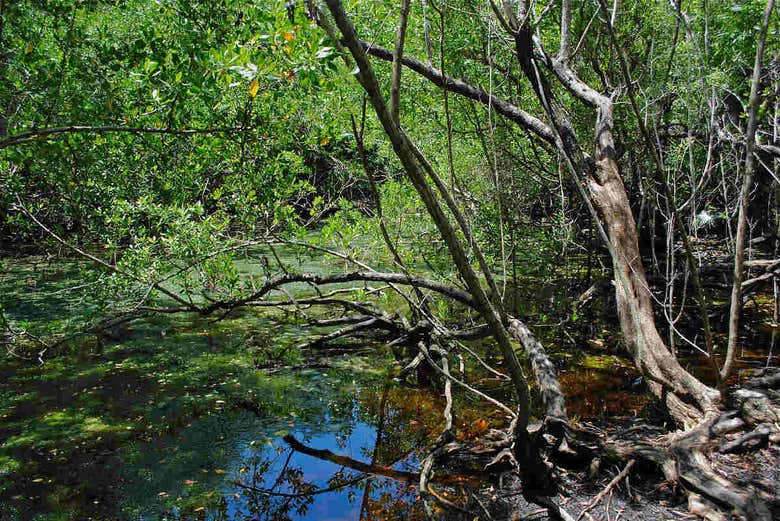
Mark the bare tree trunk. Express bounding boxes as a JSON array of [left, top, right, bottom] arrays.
[[518, 19, 721, 425], [587, 144, 720, 425], [321, 0, 575, 506], [722, 0, 775, 380], [598, 0, 722, 389]]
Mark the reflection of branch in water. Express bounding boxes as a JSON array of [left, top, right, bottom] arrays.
[[281, 434, 477, 486], [268, 450, 294, 493], [282, 434, 420, 483], [359, 381, 390, 519], [234, 474, 367, 498]]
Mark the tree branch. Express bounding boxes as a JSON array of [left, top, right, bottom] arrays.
[[360, 41, 555, 144], [0, 125, 248, 149]]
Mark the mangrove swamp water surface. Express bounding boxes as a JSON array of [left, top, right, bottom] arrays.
[[0, 255, 469, 520], [1, 254, 776, 520], [0, 330, 444, 520]]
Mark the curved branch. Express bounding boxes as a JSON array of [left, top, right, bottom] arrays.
[[203, 271, 476, 315], [360, 41, 555, 144]]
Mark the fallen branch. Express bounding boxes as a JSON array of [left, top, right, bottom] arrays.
[[202, 270, 475, 316], [576, 459, 635, 520]]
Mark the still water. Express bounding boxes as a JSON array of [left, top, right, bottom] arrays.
[[1, 253, 774, 520]]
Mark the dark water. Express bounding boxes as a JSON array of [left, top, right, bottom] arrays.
[[1, 255, 775, 520], [0, 355, 443, 520]]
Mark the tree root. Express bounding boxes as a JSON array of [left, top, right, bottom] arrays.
[[600, 375, 780, 521], [430, 375, 779, 520]]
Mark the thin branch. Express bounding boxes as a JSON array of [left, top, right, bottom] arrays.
[[389, 0, 411, 124], [0, 125, 247, 149], [577, 460, 636, 520], [723, 0, 776, 380], [360, 41, 555, 143]]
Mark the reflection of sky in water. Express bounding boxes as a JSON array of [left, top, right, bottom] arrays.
[[226, 417, 376, 520], [225, 409, 420, 520], [126, 373, 423, 520]]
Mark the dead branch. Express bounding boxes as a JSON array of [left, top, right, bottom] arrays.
[[576, 459, 635, 520]]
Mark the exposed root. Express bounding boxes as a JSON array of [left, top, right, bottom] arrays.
[[719, 424, 772, 454], [601, 370, 780, 520], [424, 370, 780, 520]]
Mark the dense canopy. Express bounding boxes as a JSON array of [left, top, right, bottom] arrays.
[[1, 0, 778, 520]]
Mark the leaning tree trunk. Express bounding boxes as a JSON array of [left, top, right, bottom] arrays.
[[588, 134, 720, 427], [511, 20, 721, 426]]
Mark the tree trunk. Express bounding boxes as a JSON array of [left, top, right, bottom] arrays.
[[519, 23, 721, 425], [588, 149, 720, 426], [722, 0, 775, 380]]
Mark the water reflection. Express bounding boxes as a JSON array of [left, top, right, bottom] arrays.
[[221, 384, 430, 521], [118, 373, 440, 521], [3, 255, 776, 520]]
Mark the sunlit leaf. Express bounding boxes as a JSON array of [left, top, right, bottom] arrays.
[[315, 47, 334, 59]]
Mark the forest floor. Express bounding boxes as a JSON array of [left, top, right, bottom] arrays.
[[510, 471, 694, 521], [557, 445, 779, 521], [486, 433, 780, 521]]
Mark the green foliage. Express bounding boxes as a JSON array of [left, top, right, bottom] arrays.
[[2, 0, 777, 518], [0, 0, 361, 247]]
